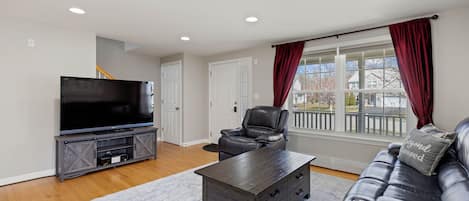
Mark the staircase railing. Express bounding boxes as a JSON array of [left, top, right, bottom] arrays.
[[96, 65, 115, 79]]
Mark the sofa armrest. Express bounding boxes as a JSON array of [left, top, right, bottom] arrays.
[[220, 128, 244, 137], [255, 133, 284, 144], [387, 142, 402, 156]]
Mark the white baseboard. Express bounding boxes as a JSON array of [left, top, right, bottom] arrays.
[[0, 169, 55, 187], [182, 139, 210, 147]]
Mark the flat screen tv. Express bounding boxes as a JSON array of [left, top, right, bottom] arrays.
[[60, 76, 154, 135]]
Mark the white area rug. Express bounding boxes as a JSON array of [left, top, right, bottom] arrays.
[[93, 164, 354, 201]]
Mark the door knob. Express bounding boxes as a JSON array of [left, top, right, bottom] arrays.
[[175, 107, 180, 110]]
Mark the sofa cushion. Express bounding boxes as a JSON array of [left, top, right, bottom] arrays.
[[382, 185, 441, 201], [343, 178, 387, 201], [245, 126, 275, 138], [377, 197, 405, 201], [218, 136, 261, 155], [438, 160, 469, 191], [388, 161, 441, 195], [360, 162, 394, 183], [373, 150, 397, 165], [455, 118, 469, 171], [398, 128, 456, 176], [441, 181, 469, 201]]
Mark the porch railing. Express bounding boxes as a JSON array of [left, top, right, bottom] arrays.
[[293, 111, 406, 137]]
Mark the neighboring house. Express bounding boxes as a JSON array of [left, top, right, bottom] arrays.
[[347, 68, 406, 108], [292, 79, 306, 104]]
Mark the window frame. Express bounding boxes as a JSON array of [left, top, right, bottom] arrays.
[[288, 43, 412, 137]]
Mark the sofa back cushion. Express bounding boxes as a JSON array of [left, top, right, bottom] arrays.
[[455, 118, 469, 171], [438, 118, 469, 201], [438, 160, 469, 192]]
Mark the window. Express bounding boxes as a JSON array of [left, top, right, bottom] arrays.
[[292, 54, 336, 130], [290, 45, 408, 137]]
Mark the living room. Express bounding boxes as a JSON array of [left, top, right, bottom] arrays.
[[1, 0, 469, 201]]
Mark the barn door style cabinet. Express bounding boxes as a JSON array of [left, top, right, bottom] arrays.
[[55, 127, 157, 181]]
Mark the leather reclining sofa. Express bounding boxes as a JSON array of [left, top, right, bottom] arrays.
[[344, 118, 469, 201]]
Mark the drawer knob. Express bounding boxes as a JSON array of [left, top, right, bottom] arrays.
[[270, 189, 280, 198], [295, 173, 304, 180]]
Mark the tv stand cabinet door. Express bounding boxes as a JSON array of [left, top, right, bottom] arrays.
[[63, 141, 97, 174], [134, 133, 156, 159]]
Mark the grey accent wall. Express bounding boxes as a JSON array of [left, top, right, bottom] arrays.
[[96, 37, 161, 131], [0, 18, 96, 180], [160, 53, 209, 144]]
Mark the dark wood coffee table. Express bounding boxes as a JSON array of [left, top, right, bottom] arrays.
[[195, 148, 316, 201]]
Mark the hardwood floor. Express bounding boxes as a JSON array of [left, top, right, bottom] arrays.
[[0, 142, 358, 201]]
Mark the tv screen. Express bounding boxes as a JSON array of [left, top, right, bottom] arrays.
[[60, 76, 154, 135]]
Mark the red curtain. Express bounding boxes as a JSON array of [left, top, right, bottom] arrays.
[[273, 41, 305, 107], [389, 18, 434, 128]]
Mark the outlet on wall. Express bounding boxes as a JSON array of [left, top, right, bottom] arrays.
[[27, 38, 35, 48]]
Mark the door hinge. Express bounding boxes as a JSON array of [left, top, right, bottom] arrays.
[[209, 71, 212, 77], [209, 101, 212, 108], [210, 131, 212, 137]]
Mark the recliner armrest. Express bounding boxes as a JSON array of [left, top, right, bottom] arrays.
[[220, 128, 244, 137], [387, 142, 402, 156], [255, 133, 284, 144]]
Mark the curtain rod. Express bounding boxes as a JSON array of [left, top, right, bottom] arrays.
[[271, 14, 439, 48]]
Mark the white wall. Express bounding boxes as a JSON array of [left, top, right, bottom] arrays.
[[0, 18, 96, 183], [96, 37, 161, 130], [432, 6, 469, 130], [182, 53, 209, 143], [160, 53, 209, 145]]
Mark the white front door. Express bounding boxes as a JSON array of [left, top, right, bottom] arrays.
[[209, 58, 252, 144], [161, 61, 182, 145]]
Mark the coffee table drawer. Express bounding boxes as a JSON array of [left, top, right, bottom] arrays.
[[288, 164, 310, 201], [288, 164, 309, 185], [257, 179, 288, 201], [289, 179, 310, 201]]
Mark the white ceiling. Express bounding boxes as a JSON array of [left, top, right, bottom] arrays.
[[4, 0, 469, 57]]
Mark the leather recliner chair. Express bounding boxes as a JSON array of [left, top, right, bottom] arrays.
[[218, 106, 288, 161]]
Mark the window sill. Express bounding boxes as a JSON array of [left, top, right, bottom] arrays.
[[288, 128, 404, 147]]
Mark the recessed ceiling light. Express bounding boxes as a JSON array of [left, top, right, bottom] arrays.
[[180, 36, 190, 41], [69, 7, 86, 15], [245, 16, 259, 23]]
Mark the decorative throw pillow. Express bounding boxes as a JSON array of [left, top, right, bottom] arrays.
[[420, 123, 455, 139], [398, 128, 456, 176]]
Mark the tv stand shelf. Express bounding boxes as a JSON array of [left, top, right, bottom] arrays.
[[97, 144, 134, 153], [55, 127, 157, 181]]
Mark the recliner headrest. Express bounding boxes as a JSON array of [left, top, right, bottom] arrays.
[[245, 106, 282, 128]]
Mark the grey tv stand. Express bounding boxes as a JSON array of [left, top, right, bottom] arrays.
[[55, 127, 157, 181]]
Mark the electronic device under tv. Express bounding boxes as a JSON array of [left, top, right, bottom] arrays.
[[60, 76, 154, 135]]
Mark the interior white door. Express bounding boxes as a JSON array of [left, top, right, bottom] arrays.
[[161, 61, 182, 145], [209, 58, 251, 144]]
